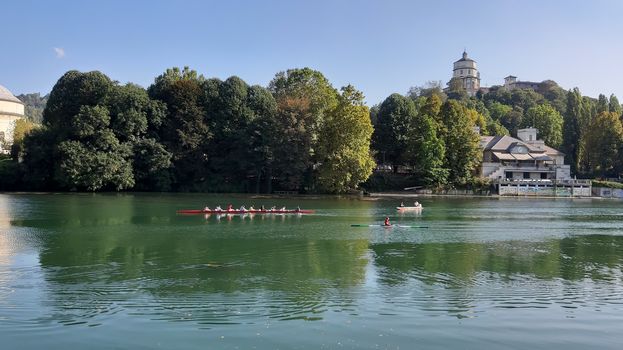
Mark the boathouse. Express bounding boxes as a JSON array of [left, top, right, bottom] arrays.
[[480, 128, 590, 196]]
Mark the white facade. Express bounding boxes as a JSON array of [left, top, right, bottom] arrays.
[[452, 51, 481, 96], [480, 128, 571, 181], [0, 85, 25, 152]]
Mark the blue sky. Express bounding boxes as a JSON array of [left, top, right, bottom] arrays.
[[3, 0, 623, 105]]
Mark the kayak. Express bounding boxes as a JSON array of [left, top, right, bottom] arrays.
[[177, 209, 315, 214], [350, 224, 428, 228]]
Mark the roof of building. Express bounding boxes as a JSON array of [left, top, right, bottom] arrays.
[[455, 51, 475, 63], [481, 135, 540, 153], [481, 135, 564, 157], [0, 84, 23, 104], [512, 80, 541, 84]]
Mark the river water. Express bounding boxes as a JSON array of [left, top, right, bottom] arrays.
[[1, 193, 622, 349]]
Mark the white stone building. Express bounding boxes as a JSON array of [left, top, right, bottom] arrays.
[[480, 128, 591, 196], [480, 128, 570, 181], [451, 51, 481, 96], [0, 85, 24, 152]]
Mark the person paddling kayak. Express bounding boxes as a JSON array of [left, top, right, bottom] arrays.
[[384, 217, 391, 226]]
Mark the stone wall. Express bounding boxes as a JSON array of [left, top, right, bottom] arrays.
[[592, 187, 623, 198], [499, 183, 591, 197]]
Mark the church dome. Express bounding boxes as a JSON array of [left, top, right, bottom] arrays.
[[0, 84, 23, 104], [456, 51, 475, 62]]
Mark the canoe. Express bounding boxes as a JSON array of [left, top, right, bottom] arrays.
[[396, 206, 423, 211], [177, 209, 315, 215]]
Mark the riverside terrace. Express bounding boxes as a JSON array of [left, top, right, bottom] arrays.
[[496, 179, 592, 197]]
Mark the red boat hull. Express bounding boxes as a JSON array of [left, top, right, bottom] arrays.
[[177, 209, 315, 215]]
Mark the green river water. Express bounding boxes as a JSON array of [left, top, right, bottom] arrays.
[[1, 193, 622, 349]]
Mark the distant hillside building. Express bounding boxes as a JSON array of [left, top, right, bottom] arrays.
[[447, 51, 546, 95], [0, 84, 24, 153], [503, 75, 543, 91], [451, 51, 481, 96]]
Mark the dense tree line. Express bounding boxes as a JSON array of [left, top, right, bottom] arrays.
[[4, 67, 623, 193], [10, 68, 375, 193]]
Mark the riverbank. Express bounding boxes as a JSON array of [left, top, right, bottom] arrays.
[[366, 191, 611, 200]]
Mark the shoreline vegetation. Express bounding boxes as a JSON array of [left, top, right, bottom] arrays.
[[0, 190, 612, 201], [2, 67, 623, 195]]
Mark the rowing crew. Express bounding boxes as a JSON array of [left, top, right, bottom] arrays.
[[203, 204, 301, 212]]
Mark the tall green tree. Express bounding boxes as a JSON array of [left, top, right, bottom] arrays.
[[315, 85, 376, 193], [268, 68, 338, 191], [269, 67, 338, 141], [562, 88, 584, 174], [596, 94, 609, 113], [43, 70, 112, 135], [149, 68, 210, 190], [609, 94, 622, 116], [404, 95, 448, 186], [203, 77, 279, 192], [438, 100, 482, 185], [245, 85, 279, 193], [30, 71, 135, 191], [372, 94, 417, 166], [55, 105, 135, 191], [522, 104, 563, 148], [583, 112, 623, 177]]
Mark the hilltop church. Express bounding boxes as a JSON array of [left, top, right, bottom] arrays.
[[449, 51, 543, 96]]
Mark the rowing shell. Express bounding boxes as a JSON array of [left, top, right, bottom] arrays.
[[177, 209, 314, 215], [350, 224, 428, 228]]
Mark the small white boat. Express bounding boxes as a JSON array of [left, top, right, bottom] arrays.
[[396, 204, 423, 211]]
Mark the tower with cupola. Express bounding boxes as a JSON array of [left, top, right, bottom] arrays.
[[452, 51, 481, 96]]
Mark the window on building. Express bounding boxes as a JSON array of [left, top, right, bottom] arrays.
[[523, 172, 530, 179], [540, 173, 547, 179], [505, 171, 513, 179], [460, 70, 463, 74], [510, 145, 529, 154]]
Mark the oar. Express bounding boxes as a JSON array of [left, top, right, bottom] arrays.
[[350, 224, 429, 228]]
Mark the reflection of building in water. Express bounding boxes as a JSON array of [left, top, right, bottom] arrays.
[[0, 85, 25, 153]]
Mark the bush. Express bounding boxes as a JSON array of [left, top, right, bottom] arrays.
[[0, 159, 22, 190], [592, 180, 623, 189]]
